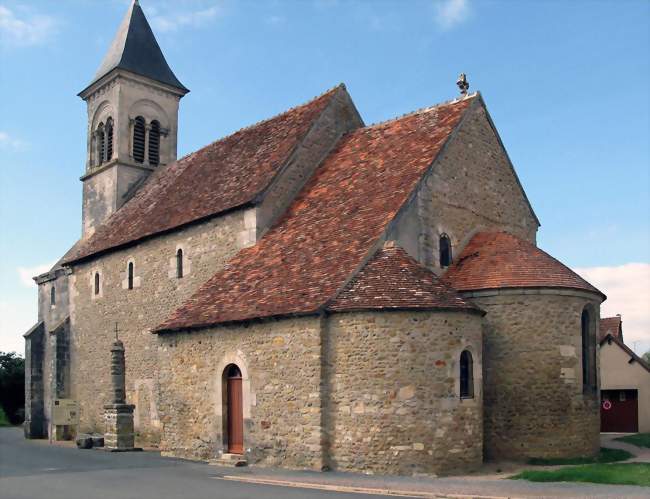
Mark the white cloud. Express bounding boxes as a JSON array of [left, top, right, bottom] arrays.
[[0, 5, 58, 48], [0, 299, 35, 354], [0, 131, 27, 150], [434, 0, 471, 30], [17, 262, 54, 288], [574, 263, 650, 353], [149, 5, 221, 33]]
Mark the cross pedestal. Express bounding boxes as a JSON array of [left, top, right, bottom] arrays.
[[104, 403, 139, 451]]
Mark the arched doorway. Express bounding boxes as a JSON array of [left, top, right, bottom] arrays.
[[224, 364, 243, 454]]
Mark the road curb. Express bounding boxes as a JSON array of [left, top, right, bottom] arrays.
[[218, 475, 516, 499]]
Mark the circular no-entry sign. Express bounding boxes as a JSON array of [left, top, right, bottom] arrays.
[[602, 400, 612, 410]]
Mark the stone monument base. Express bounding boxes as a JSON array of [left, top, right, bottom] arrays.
[[103, 403, 141, 451]]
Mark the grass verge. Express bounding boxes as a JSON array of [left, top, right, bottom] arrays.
[[512, 463, 650, 486], [616, 433, 650, 449], [0, 406, 10, 426], [527, 447, 632, 465]]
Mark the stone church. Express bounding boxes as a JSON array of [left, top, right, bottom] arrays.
[[24, 0, 605, 475]]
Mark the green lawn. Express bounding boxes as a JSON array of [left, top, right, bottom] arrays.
[[0, 406, 10, 426], [527, 447, 632, 466], [616, 433, 650, 449], [512, 463, 650, 487]]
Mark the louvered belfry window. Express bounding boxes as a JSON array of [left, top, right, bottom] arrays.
[[97, 123, 105, 165], [133, 116, 146, 163], [149, 120, 161, 167], [105, 117, 114, 161]]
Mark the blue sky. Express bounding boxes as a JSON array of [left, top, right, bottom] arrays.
[[0, 0, 648, 354]]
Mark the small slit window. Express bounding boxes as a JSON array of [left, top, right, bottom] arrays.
[[581, 306, 596, 392], [94, 272, 100, 296], [149, 120, 160, 167], [105, 117, 114, 161], [176, 248, 184, 278], [127, 262, 134, 290], [439, 233, 452, 267], [50, 286, 56, 306], [460, 350, 474, 398], [133, 116, 146, 163]]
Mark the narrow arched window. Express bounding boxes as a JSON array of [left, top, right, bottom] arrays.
[[97, 122, 105, 166], [133, 116, 146, 163], [105, 117, 114, 161], [581, 307, 595, 392], [50, 286, 56, 306], [127, 262, 134, 290], [149, 120, 160, 167], [94, 272, 100, 296], [439, 233, 452, 267], [176, 248, 183, 278], [460, 350, 474, 398]]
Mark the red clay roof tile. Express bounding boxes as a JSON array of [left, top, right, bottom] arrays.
[[599, 316, 622, 342], [65, 86, 343, 264], [444, 231, 605, 297], [155, 97, 475, 331], [327, 245, 480, 313]]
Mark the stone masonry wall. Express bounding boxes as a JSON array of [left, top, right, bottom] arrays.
[[69, 210, 250, 444], [35, 270, 71, 438], [471, 290, 601, 460], [156, 316, 324, 469], [391, 101, 538, 270], [323, 311, 483, 476]]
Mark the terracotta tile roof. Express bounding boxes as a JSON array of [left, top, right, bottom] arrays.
[[64, 86, 343, 264], [155, 96, 475, 331], [327, 245, 481, 313], [599, 316, 622, 342], [444, 232, 605, 298]]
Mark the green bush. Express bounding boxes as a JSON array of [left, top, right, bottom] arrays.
[[0, 406, 10, 426], [0, 351, 25, 425]]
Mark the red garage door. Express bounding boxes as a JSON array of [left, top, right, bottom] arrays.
[[601, 389, 638, 433]]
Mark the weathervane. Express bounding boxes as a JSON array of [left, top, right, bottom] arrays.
[[456, 73, 469, 96]]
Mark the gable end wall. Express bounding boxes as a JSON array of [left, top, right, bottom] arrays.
[[391, 101, 538, 270]]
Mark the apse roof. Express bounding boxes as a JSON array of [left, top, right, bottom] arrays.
[[444, 231, 605, 298]]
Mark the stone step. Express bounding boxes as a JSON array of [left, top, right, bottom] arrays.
[[209, 453, 247, 467]]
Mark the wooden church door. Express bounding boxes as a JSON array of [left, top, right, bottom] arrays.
[[226, 366, 244, 454]]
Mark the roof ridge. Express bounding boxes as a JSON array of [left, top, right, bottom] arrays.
[[361, 92, 478, 131], [172, 83, 345, 167]]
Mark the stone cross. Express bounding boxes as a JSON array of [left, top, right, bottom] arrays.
[[103, 324, 140, 451]]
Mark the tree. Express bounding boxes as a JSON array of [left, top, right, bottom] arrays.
[[0, 351, 25, 425]]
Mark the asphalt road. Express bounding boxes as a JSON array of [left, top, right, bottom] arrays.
[[0, 428, 384, 499]]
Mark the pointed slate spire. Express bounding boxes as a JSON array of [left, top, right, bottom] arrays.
[[89, 0, 188, 93]]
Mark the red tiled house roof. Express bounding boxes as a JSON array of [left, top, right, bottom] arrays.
[[64, 86, 345, 264], [599, 316, 622, 342], [444, 231, 605, 298], [327, 245, 481, 313], [155, 96, 475, 332]]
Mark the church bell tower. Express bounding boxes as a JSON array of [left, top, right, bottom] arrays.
[[78, 0, 188, 237]]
